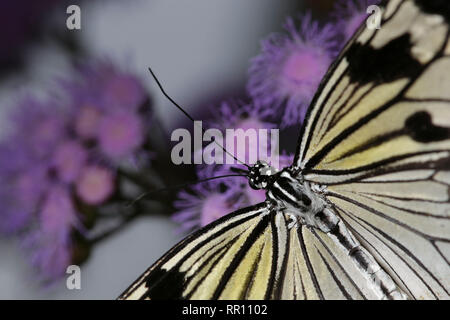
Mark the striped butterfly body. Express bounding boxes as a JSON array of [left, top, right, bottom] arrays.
[[120, 0, 450, 300]]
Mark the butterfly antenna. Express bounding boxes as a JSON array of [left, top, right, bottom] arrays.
[[127, 173, 246, 207], [148, 67, 250, 169], [230, 166, 250, 175]]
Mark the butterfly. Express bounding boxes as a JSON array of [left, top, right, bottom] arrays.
[[119, 0, 450, 300]]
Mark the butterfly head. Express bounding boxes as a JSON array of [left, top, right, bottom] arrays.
[[248, 160, 278, 190]]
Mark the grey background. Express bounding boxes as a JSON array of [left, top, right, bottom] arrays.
[[0, 0, 301, 299]]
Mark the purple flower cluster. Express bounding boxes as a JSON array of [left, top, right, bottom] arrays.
[[247, 0, 380, 128], [0, 61, 148, 282], [247, 13, 337, 128], [206, 100, 276, 165], [173, 1, 379, 232]]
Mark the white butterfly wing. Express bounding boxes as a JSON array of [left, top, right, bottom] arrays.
[[294, 0, 450, 299]]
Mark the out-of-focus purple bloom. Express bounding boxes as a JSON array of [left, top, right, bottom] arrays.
[[244, 188, 267, 206], [98, 111, 144, 160], [76, 166, 115, 205], [0, 97, 77, 280], [75, 104, 103, 139], [173, 167, 244, 232], [65, 61, 148, 162], [10, 97, 67, 159], [40, 186, 78, 234], [199, 193, 236, 226], [24, 230, 73, 283], [23, 185, 77, 282], [0, 60, 150, 283], [333, 0, 381, 42], [53, 141, 88, 183], [103, 74, 146, 110], [247, 14, 337, 127], [0, 164, 49, 234], [207, 100, 277, 166], [209, 100, 274, 130], [0, 97, 63, 234], [67, 60, 146, 112]]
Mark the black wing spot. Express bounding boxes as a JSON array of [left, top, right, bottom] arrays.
[[405, 111, 450, 142], [346, 34, 423, 85], [144, 267, 186, 300], [415, 0, 450, 23]]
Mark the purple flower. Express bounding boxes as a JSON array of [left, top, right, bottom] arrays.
[[75, 104, 103, 139], [0, 98, 79, 282], [247, 14, 337, 127], [208, 100, 274, 130], [98, 111, 144, 160], [23, 185, 77, 282], [10, 97, 66, 159], [102, 74, 146, 110], [76, 166, 115, 205], [0, 165, 49, 233], [40, 185, 78, 234], [0, 59, 151, 284], [67, 60, 146, 113], [27, 236, 72, 283], [207, 100, 277, 166], [173, 167, 244, 232], [244, 188, 267, 206], [332, 0, 381, 42], [52, 140, 88, 183], [63, 61, 148, 161], [0, 106, 53, 233]]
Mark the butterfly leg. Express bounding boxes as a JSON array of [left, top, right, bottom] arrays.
[[313, 207, 409, 300]]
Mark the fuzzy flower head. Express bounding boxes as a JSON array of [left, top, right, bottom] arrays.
[[22, 185, 78, 283], [76, 166, 115, 205], [68, 60, 146, 113], [98, 111, 144, 160], [103, 73, 146, 111], [40, 186, 78, 234], [0, 163, 49, 233], [0, 96, 65, 234], [0, 60, 151, 284], [64, 61, 149, 163], [173, 166, 244, 233], [10, 97, 66, 159], [52, 140, 87, 183], [248, 13, 337, 127], [24, 231, 73, 283], [74, 103, 103, 139], [207, 100, 277, 166], [333, 0, 381, 42]]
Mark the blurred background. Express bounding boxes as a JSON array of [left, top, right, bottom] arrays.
[[0, 0, 307, 299]]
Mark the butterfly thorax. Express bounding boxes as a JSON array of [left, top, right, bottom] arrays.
[[248, 161, 331, 230]]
